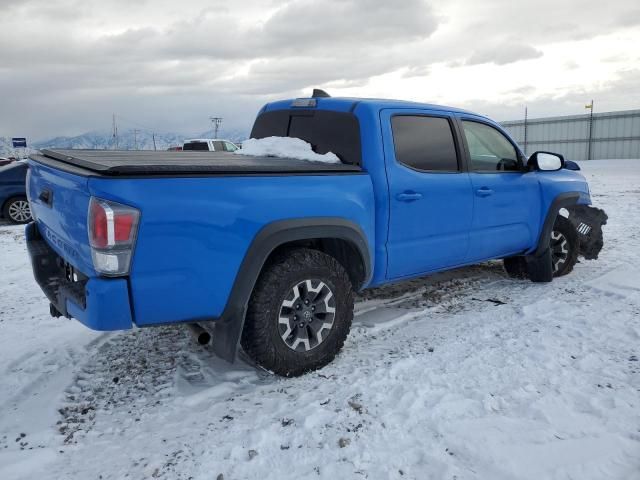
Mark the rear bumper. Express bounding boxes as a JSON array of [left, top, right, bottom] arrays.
[[26, 222, 133, 331]]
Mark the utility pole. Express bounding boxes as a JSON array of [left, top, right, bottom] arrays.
[[523, 106, 528, 156], [112, 114, 119, 150], [585, 100, 594, 161], [133, 129, 139, 150], [152, 133, 157, 151], [209, 117, 223, 139]]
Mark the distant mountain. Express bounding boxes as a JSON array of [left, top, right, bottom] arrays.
[[30, 127, 251, 152]]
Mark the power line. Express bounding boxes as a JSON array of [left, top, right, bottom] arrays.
[[112, 114, 118, 150], [209, 117, 223, 138]]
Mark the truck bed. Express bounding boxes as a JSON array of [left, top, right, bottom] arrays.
[[30, 149, 362, 176]]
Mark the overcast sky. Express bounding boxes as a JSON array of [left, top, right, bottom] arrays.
[[1, 0, 639, 140]]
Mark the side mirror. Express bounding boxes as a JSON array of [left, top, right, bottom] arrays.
[[564, 160, 581, 171], [528, 151, 564, 171]]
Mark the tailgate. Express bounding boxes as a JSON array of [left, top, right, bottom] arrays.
[[27, 159, 95, 276]]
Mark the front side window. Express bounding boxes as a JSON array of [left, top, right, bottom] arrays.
[[391, 115, 459, 172], [212, 141, 225, 151], [462, 121, 520, 172]]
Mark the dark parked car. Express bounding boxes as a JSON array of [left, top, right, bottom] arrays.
[[1, 161, 32, 224]]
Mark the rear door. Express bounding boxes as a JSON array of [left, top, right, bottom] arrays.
[[382, 109, 473, 279], [457, 117, 541, 261]]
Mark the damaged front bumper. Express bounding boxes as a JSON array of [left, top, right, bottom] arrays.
[[566, 205, 608, 260]]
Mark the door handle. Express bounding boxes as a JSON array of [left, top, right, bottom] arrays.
[[396, 191, 423, 202], [475, 187, 494, 197]]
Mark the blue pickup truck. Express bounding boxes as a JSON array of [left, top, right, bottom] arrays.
[[26, 92, 606, 376]]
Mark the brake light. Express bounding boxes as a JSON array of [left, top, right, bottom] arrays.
[[90, 200, 108, 248], [88, 197, 140, 276]]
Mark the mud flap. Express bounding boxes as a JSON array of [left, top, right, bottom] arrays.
[[566, 205, 608, 260], [525, 247, 554, 282]]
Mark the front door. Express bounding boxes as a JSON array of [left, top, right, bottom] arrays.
[[458, 118, 541, 261], [382, 110, 474, 279]]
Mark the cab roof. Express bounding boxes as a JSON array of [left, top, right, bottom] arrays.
[[263, 96, 483, 118]]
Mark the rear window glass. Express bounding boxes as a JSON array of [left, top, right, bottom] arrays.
[[391, 116, 459, 172], [250, 109, 361, 165], [183, 142, 209, 151]]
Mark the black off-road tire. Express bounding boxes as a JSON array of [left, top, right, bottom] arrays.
[[240, 248, 354, 377], [3, 196, 32, 224], [551, 215, 579, 277], [503, 214, 579, 281]]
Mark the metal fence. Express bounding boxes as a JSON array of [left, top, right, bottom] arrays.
[[501, 109, 640, 160]]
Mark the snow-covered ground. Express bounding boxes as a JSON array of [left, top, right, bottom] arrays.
[[1, 159, 639, 480]]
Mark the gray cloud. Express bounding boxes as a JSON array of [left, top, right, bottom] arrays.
[[0, 0, 638, 141], [467, 43, 543, 66], [464, 68, 640, 122]]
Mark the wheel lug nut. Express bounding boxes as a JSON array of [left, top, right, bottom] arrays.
[[293, 315, 297, 320], [299, 323, 304, 328], [311, 306, 315, 311], [304, 299, 309, 305]]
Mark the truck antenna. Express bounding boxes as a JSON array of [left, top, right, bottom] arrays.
[[312, 89, 331, 98]]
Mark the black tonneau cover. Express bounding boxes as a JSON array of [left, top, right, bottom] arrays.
[[31, 149, 362, 176]]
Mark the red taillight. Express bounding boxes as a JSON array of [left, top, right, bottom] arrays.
[[90, 200, 108, 248], [88, 197, 140, 276]]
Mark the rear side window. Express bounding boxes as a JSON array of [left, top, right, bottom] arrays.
[[183, 142, 209, 151], [391, 116, 459, 172], [250, 109, 361, 165]]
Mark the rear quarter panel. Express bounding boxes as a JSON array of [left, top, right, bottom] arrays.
[[88, 174, 375, 326]]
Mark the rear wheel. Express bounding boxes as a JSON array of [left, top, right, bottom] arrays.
[[241, 248, 354, 377], [3, 196, 31, 224]]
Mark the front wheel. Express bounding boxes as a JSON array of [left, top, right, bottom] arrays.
[[550, 215, 579, 277], [503, 215, 579, 280], [241, 248, 354, 377], [3, 196, 32, 224]]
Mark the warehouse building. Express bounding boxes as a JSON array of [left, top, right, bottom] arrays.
[[501, 109, 640, 161]]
